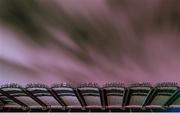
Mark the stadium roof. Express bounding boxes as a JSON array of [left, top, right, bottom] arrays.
[[0, 82, 179, 112]]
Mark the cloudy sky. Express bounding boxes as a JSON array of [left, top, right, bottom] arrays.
[[0, 0, 180, 86]]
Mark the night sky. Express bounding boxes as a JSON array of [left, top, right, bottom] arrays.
[[0, 0, 180, 86]]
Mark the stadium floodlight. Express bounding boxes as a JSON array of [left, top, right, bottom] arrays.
[[78, 83, 103, 109], [103, 82, 125, 109], [26, 83, 62, 110], [0, 84, 27, 110], [125, 83, 152, 108], [145, 82, 179, 109]]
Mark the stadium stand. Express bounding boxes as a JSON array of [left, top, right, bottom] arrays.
[[0, 82, 179, 112]]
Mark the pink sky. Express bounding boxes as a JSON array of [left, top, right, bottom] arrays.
[[0, 0, 180, 86]]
